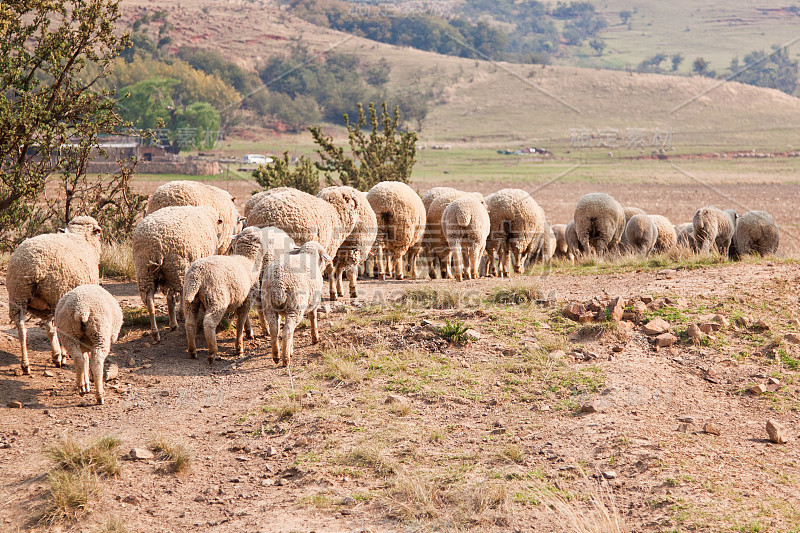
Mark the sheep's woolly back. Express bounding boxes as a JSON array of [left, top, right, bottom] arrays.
[[485, 188, 546, 255], [424, 189, 468, 253], [317, 186, 376, 268], [565, 220, 583, 256], [147, 181, 241, 236], [6, 217, 102, 320], [54, 284, 123, 348], [442, 196, 490, 246], [624, 214, 657, 255], [366, 181, 426, 253], [650, 215, 677, 253], [263, 241, 327, 313], [693, 206, 736, 254], [132, 205, 225, 298], [623, 206, 646, 223], [421, 187, 460, 211], [244, 187, 296, 218], [733, 210, 779, 257], [246, 188, 358, 258], [573, 193, 625, 253], [251, 226, 297, 276]]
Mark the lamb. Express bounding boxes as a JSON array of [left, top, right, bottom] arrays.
[[650, 215, 677, 253], [551, 223, 570, 260], [731, 211, 779, 258], [317, 186, 377, 298], [183, 226, 265, 363], [250, 227, 297, 336], [147, 180, 242, 236], [442, 196, 490, 280], [262, 241, 330, 368], [246, 187, 359, 300], [366, 181, 426, 280], [573, 193, 625, 256], [692, 207, 738, 255], [484, 189, 546, 277], [6, 216, 103, 374], [132, 206, 227, 343], [623, 214, 657, 255], [525, 221, 557, 268], [53, 284, 123, 405]]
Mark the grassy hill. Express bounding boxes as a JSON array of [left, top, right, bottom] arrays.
[[120, 0, 800, 158]]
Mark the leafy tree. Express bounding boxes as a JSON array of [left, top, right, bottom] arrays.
[[619, 10, 632, 24], [391, 92, 430, 132], [729, 46, 798, 95], [0, 0, 147, 249], [308, 102, 417, 191], [589, 38, 606, 56], [671, 53, 684, 71], [693, 57, 709, 75], [637, 53, 667, 73], [251, 152, 320, 195]]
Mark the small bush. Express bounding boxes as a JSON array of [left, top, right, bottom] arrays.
[[48, 436, 122, 477], [42, 469, 98, 523], [96, 515, 128, 533], [435, 319, 472, 345], [150, 437, 192, 474], [251, 151, 320, 194]]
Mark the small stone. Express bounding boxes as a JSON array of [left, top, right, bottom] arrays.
[[104, 364, 119, 381], [128, 448, 154, 460], [766, 419, 787, 444], [43, 370, 55, 378], [578, 312, 595, 323], [580, 400, 603, 414], [539, 404, 551, 412], [766, 383, 781, 393], [601, 470, 617, 480], [752, 319, 770, 330], [647, 298, 667, 311], [464, 329, 481, 341], [127, 357, 136, 367], [640, 296, 653, 304], [677, 416, 695, 423], [385, 394, 407, 405], [79, 398, 91, 407], [265, 446, 278, 457], [768, 377, 781, 386], [143, 342, 151, 349], [784, 333, 800, 345], [13, 369, 23, 377], [699, 323, 721, 334], [703, 423, 721, 435], [607, 298, 625, 322], [235, 456, 248, 462], [194, 495, 205, 502], [122, 495, 139, 505], [656, 269, 676, 279], [654, 333, 678, 347], [275, 478, 285, 486], [7, 401, 22, 409], [749, 384, 767, 395], [677, 423, 692, 433], [490, 427, 506, 435], [643, 318, 671, 336], [687, 324, 703, 340], [261, 478, 275, 487], [704, 368, 722, 383], [713, 314, 730, 327], [612, 344, 624, 353], [564, 302, 585, 321]]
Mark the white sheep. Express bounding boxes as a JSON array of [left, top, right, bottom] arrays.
[[183, 226, 265, 363], [243, 187, 296, 218], [551, 223, 570, 260], [53, 284, 123, 405], [317, 186, 377, 298], [650, 215, 677, 253], [623, 214, 657, 255], [6, 216, 103, 374], [623, 206, 646, 223], [262, 241, 331, 368], [132, 206, 227, 343], [423, 189, 483, 278], [147, 180, 242, 236], [442, 196, 490, 280], [565, 220, 584, 262], [484, 189, 546, 277], [693, 207, 737, 255], [249, 227, 297, 336], [732, 210, 779, 258], [245, 187, 359, 299], [675, 223, 697, 251], [366, 181, 426, 280], [573, 193, 625, 256]]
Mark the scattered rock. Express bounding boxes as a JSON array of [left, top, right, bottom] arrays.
[[79, 398, 91, 407], [643, 318, 670, 336], [703, 423, 721, 435], [677, 416, 695, 423], [43, 370, 55, 378], [465, 329, 481, 341], [640, 296, 653, 304], [580, 400, 603, 414], [703, 368, 722, 383], [656, 269, 676, 280], [7, 401, 22, 409], [127, 356, 136, 367], [766, 382, 781, 393], [699, 323, 721, 334], [601, 470, 617, 480], [13, 369, 23, 377], [265, 446, 278, 457], [578, 312, 595, 323], [385, 394, 407, 405], [104, 364, 119, 381], [564, 302, 585, 321], [752, 319, 770, 330], [687, 324, 703, 340], [766, 419, 787, 444], [749, 384, 767, 395], [612, 344, 625, 353], [735, 316, 751, 328], [654, 333, 677, 347], [122, 495, 139, 505], [647, 298, 667, 311], [193, 494, 205, 502], [128, 448, 154, 460], [261, 478, 275, 487], [490, 427, 506, 435], [768, 377, 781, 386], [784, 333, 800, 345], [713, 314, 730, 328], [607, 298, 625, 322], [676, 422, 692, 433]]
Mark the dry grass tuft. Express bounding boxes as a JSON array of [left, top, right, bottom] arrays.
[[321, 350, 362, 385], [41, 469, 99, 524], [150, 437, 192, 474], [99, 240, 135, 280], [383, 471, 443, 521], [341, 445, 396, 477], [48, 436, 122, 477], [538, 471, 628, 533], [489, 282, 540, 305], [95, 515, 128, 533]]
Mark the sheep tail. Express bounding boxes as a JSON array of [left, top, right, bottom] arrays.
[[183, 271, 201, 305], [455, 209, 472, 227], [269, 281, 288, 311]]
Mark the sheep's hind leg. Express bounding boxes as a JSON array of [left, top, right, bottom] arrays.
[[14, 307, 30, 375], [90, 346, 108, 405], [309, 308, 319, 344], [234, 305, 251, 355], [185, 301, 199, 358], [203, 309, 225, 364], [167, 292, 179, 331], [45, 317, 64, 367], [281, 312, 300, 368], [145, 291, 160, 343]]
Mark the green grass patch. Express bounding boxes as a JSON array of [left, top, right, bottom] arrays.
[[435, 319, 472, 345]]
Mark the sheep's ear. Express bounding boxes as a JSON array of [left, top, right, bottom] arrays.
[[322, 253, 332, 262], [93, 227, 102, 234], [238, 216, 246, 223], [58, 228, 67, 233]]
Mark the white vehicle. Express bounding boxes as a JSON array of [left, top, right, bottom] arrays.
[[242, 154, 272, 166]]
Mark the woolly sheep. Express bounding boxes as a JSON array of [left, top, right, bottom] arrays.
[[623, 214, 657, 255], [246, 187, 359, 299], [692, 207, 737, 255], [262, 241, 331, 368], [148, 180, 242, 237], [250, 227, 297, 336], [650, 215, 677, 253], [243, 187, 296, 218], [53, 284, 123, 405], [442, 196, 490, 280], [132, 205, 227, 343], [421, 187, 460, 211], [551, 223, 569, 260], [525, 221, 557, 269], [564, 220, 584, 262], [6, 216, 103, 374], [317, 186, 377, 298], [574, 193, 625, 256], [675, 223, 697, 251], [732, 211, 779, 258], [366, 181, 426, 280], [183, 226, 265, 363], [623, 206, 646, 223], [484, 189, 546, 277], [423, 189, 483, 278]]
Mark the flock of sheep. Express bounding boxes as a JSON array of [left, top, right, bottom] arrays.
[[4, 180, 780, 405]]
